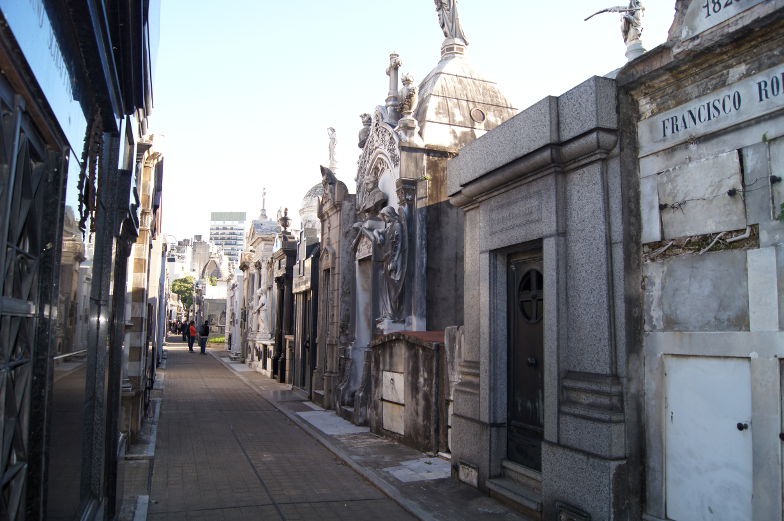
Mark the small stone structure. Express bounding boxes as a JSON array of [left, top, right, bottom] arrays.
[[368, 331, 446, 454], [449, 75, 631, 520]]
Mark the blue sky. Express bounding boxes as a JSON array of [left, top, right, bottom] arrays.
[[151, 1, 675, 241]]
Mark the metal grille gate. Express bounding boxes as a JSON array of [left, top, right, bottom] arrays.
[[0, 77, 60, 520]]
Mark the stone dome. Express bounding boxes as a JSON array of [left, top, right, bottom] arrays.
[[300, 183, 324, 216], [414, 51, 516, 150]]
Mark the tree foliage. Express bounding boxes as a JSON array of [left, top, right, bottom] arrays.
[[208, 275, 218, 286], [171, 276, 195, 310]]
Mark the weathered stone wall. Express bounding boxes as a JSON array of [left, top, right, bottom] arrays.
[[617, 2, 784, 520], [369, 332, 444, 454]]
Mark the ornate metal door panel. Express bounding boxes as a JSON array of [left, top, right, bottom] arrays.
[[507, 253, 544, 471], [0, 87, 54, 518]]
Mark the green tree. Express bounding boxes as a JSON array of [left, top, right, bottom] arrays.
[[171, 276, 195, 310], [208, 275, 217, 286]]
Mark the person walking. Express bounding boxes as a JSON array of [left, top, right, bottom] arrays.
[[188, 320, 197, 352], [198, 320, 210, 355], [181, 320, 188, 342]]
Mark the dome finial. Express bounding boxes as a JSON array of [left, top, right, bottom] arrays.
[[434, 0, 468, 57]]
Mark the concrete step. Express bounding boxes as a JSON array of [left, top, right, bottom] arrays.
[[501, 459, 542, 494], [487, 477, 542, 520]]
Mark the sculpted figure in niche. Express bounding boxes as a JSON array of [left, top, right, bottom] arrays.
[[357, 164, 388, 217], [399, 74, 419, 117], [253, 287, 268, 334], [378, 206, 406, 321], [434, 0, 468, 44], [358, 113, 372, 149]]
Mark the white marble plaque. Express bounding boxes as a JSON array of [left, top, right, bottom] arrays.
[[382, 371, 405, 404], [382, 401, 405, 435], [680, 0, 767, 40], [639, 64, 784, 157], [657, 151, 746, 239]]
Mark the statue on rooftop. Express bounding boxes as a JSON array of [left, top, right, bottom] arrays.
[[621, 0, 644, 49], [358, 113, 372, 149], [585, 1, 645, 60], [434, 0, 468, 45], [327, 127, 337, 169], [399, 73, 419, 117]]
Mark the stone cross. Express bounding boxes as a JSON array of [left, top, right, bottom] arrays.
[[386, 53, 402, 110]]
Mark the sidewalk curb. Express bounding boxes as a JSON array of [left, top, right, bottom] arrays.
[[209, 352, 437, 521]]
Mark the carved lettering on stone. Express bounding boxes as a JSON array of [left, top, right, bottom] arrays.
[[489, 192, 542, 235], [356, 234, 373, 260], [680, 0, 766, 41], [638, 63, 784, 156]]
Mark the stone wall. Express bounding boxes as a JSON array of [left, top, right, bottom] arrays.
[[617, 2, 784, 519], [448, 76, 639, 521], [369, 332, 445, 454]]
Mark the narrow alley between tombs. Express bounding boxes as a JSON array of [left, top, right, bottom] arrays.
[[136, 339, 526, 521]]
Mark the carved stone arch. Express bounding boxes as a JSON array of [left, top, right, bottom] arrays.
[[202, 259, 221, 279]]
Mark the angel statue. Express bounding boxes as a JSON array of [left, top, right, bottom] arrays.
[[585, 1, 645, 58], [434, 0, 468, 45]]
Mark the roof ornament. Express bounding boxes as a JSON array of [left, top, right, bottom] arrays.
[[327, 127, 337, 170], [435, 0, 468, 58], [585, 0, 646, 61], [434, 0, 468, 45]]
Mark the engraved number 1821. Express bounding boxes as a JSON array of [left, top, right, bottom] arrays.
[[703, 0, 739, 18]]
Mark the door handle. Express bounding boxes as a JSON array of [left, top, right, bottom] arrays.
[[736, 422, 749, 431], [526, 357, 537, 367]]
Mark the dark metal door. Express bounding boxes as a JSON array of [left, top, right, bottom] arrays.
[[0, 86, 62, 519], [507, 253, 544, 470]]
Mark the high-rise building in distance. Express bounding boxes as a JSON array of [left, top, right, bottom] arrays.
[[209, 212, 246, 270]]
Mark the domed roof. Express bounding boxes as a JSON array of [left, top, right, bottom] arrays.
[[415, 52, 516, 150], [302, 182, 324, 206]]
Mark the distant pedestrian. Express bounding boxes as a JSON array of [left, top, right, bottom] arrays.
[[188, 321, 197, 352], [198, 320, 210, 354], [181, 320, 188, 342]]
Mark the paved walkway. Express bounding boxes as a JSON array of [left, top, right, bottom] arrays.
[[142, 339, 529, 521]]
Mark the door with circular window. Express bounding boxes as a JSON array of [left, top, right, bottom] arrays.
[[507, 253, 544, 470]]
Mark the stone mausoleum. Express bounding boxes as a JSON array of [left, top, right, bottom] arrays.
[[447, 1, 784, 520], [314, 0, 516, 453]]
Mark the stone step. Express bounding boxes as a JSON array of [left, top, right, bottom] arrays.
[[486, 477, 542, 520], [337, 405, 354, 422], [311, 389, 325, 408], [501, 459, 542, 494]]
